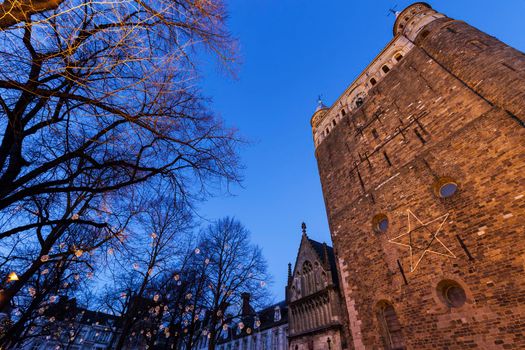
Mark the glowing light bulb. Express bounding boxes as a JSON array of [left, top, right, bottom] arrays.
[[8, 271, 19, 282]]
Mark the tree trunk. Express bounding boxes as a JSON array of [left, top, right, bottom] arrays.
[[0, 0, 65, 29]]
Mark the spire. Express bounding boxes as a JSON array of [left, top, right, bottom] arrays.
[[315, 95, 327, 112], [301, 222, 307, 237], [287, 263, 292, 284]]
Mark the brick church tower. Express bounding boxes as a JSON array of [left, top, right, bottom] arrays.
[[310, 3, 525, 349]]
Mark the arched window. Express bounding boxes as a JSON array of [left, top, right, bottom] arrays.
[[382, 65, 390, 74], [355, 97, 364, 107], [394, 53, 403, 62], [302, 261, 313, 273], [377, 302, 406, 350]]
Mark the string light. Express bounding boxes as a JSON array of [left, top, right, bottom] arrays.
[[7, 271, 19, 282], [40, 255, 50, 262], [388, 210, 455, 272]]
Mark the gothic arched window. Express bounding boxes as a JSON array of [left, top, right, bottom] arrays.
[[377, 302, 406, 350], [302, 261, 313, 273]]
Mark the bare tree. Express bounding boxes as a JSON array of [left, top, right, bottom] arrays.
[[99, 187, 194, 349], [197, 217, 270, 350], [0, 0, 240, 326], [0, 224, 103, 347]]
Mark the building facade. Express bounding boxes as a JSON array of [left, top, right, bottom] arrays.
[[286, 224, 348, 350], [311, 2, 525, 350], [19, 297, 119, 350], [212, 298, 288, 350]]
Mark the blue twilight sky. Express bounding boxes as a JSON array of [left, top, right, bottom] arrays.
[[197, 0, 525, 301]]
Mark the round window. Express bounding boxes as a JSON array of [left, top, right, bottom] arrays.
[[434, 177, 459, 198], [437, 280, 467, 308], [372, 214, 389, 233], [440, 182, 458, 197]]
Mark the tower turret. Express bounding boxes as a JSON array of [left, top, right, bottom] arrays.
[[393, 2, 445, 40]]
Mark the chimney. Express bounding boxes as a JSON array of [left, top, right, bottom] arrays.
[[241, 292, 252, 316]]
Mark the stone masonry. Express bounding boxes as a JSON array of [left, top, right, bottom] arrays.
[[310, 2, 525, 349]]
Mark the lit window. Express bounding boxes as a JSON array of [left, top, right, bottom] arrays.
[[394, 53, 403, 62]]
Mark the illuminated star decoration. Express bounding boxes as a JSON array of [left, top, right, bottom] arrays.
[[389, 210, 456, 272]]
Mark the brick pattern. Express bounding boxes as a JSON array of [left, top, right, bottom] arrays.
[[314, 10, 525, 350]]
